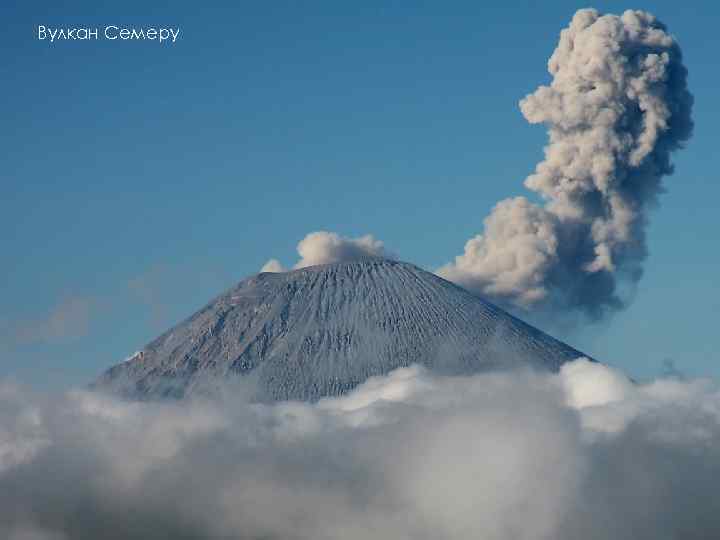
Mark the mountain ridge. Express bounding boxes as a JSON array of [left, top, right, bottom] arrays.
[[96, 258, 588, 401]]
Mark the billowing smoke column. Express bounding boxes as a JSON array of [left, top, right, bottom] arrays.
[[439, 9, 693, 319]]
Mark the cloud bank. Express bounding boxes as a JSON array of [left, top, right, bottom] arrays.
[[2, 359, 720, 539], [261, 231, 390, 272], [437, 9, 693, 319]]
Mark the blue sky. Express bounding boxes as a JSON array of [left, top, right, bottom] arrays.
[[1, 1, 718, 388]]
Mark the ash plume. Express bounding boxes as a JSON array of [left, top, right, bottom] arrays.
[[439, 9, 693, 320], [262, 231, 389, 272]]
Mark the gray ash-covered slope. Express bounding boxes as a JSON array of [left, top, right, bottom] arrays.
[[96, 259, 587, 401]]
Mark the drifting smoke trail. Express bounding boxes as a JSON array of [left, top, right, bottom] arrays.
[[439, 9, 693, 319]]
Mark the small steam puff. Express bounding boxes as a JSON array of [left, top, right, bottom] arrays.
[[261, 231, 389, 272], [2, 359, 720, 539], [439, 9, 693, 319]]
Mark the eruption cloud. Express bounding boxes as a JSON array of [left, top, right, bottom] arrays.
[[439, 9, 693, 319], [262, 231, 390, 272]]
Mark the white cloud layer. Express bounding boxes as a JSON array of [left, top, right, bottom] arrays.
[[2, 358, 720, 539]]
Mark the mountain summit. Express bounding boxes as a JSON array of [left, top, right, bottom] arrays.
[[96, 259, 586, 401]]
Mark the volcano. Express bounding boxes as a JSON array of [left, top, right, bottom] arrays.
[[96, 259, 587, 401]]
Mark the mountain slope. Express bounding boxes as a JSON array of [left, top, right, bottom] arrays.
[[96, 259, 587, 401]]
